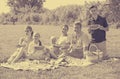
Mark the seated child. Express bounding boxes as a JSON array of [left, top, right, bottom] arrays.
[[27, 33, 50, 61], [49, 36, 60, 58], [49, 36, 69, 65]]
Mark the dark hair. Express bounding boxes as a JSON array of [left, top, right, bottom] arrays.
[[31, 31, 34, 36], [39, 40, 42, 46], [26, 26, 32, 31], [89, 5, 97, 10], [26, 26, 34, 36], [63, 24, 69, 30]]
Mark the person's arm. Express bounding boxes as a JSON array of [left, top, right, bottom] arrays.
[[11, 48, 25, 63], [82, 33, 90, 51], [26, 42, 37, 59], [18, 37, 24, 45], [16, 37, 26, 48], [98, 25, 109, 31], [53, 44, 61, 48], [10, 37, 26, 63], [88, 19, 95, 34], [60, 42, 70, 50], [82, 33, 90, 58], [27, 42, 35, 55], [88, 23, 101, 34], [98, 18, 109, 31], [67, 38, 73, 53]]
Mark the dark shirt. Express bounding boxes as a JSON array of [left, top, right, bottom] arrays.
[[88, 15, 108, 43]]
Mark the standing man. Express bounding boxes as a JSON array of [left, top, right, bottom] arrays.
[[88, 5, 109, 60]]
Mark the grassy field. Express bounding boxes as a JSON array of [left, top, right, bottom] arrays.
[[0, 25, 120, 79]]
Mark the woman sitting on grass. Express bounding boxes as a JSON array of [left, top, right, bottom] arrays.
[[50, 25, 70, 59], [26, 32, 50, 61], [7, 26, 34, 64]]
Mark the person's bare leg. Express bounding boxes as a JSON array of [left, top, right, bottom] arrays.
[[11, 47, 25, 63]]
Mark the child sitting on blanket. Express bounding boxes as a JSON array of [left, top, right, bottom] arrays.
[[48, 25, 70, 65], [49, 36, 60, 59], [49, 36, 69, 66], [27, 33, 50, 61]]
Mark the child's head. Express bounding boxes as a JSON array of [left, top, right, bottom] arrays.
[[33, 32, 40, 41], [50, 36, 57, 45], [25, 26, 33, 37]]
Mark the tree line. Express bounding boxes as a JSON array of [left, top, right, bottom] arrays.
[[0, 0, 119, 27]]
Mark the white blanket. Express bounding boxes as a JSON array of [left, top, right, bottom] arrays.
[[0, 57, 94, 71], [1, 60, 52, 71]]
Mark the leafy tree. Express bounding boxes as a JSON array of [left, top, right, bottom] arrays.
[[52, 5, 82, 25], [109, 0, 120, 22], [6, 0, 45, 24], [7, 0, 45, 13]]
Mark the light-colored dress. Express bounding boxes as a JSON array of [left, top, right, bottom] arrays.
[[7, 36, 33, 63], [19, 36, 33, 54]]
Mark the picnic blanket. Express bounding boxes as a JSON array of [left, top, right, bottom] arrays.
[[0, 60, 52, 71], [0, 57, 94, 71]]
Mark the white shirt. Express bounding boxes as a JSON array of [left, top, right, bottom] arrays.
[[71, 31, 90, 49], [56, 35, 69, 46]]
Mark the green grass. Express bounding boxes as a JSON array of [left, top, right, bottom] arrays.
[[0, 25, 120, 79]]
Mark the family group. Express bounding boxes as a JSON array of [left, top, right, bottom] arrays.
[[7, 5, 109, 64]]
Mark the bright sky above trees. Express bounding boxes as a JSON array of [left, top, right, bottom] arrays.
[[0, 0, 106, 14]]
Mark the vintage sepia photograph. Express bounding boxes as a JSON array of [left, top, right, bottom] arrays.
[[0, 0, 120, 79]]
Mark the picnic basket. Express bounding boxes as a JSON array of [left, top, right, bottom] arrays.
[[86, 44, 103, 63]]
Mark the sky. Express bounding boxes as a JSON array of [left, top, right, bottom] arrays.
[[0, 0, 10, 14], [0, 0, 106, 14], [44, 0, 106, 9]]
